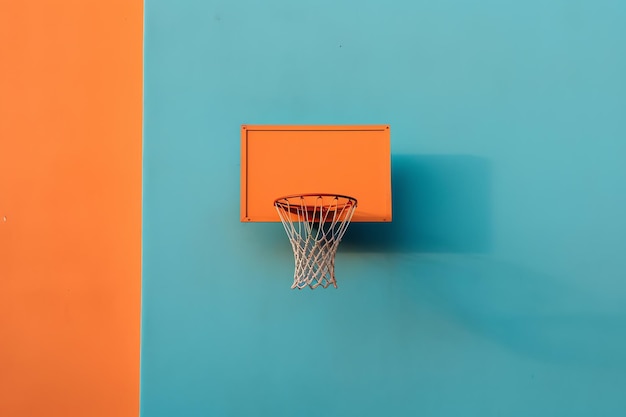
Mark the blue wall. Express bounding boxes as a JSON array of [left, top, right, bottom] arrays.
[[142, 1, 626, 416]]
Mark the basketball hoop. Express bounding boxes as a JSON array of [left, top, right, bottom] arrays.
[[274, 194, 357, 289]]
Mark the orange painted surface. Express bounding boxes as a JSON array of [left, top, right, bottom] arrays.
[[241, 125, 392, 222], [0, 2, 142, 417]]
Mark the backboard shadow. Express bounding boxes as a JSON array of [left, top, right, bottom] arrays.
[[342, 154, 492, 254]]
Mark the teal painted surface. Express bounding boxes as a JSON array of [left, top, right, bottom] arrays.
[[142, 1, 626, 416]]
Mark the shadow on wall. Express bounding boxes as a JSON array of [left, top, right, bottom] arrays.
[[343, 154, 492, 253], [391, 255, 626, 369]]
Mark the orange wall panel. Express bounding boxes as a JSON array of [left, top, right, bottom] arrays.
[[0, 2, 142, 416]]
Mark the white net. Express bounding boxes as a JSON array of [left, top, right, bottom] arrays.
[[274, 194, 357, 289]]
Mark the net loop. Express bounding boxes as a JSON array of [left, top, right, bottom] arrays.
[[274, 194, 357, 289]]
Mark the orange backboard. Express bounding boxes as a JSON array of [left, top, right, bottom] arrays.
[[241, 125, 392, 222]]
